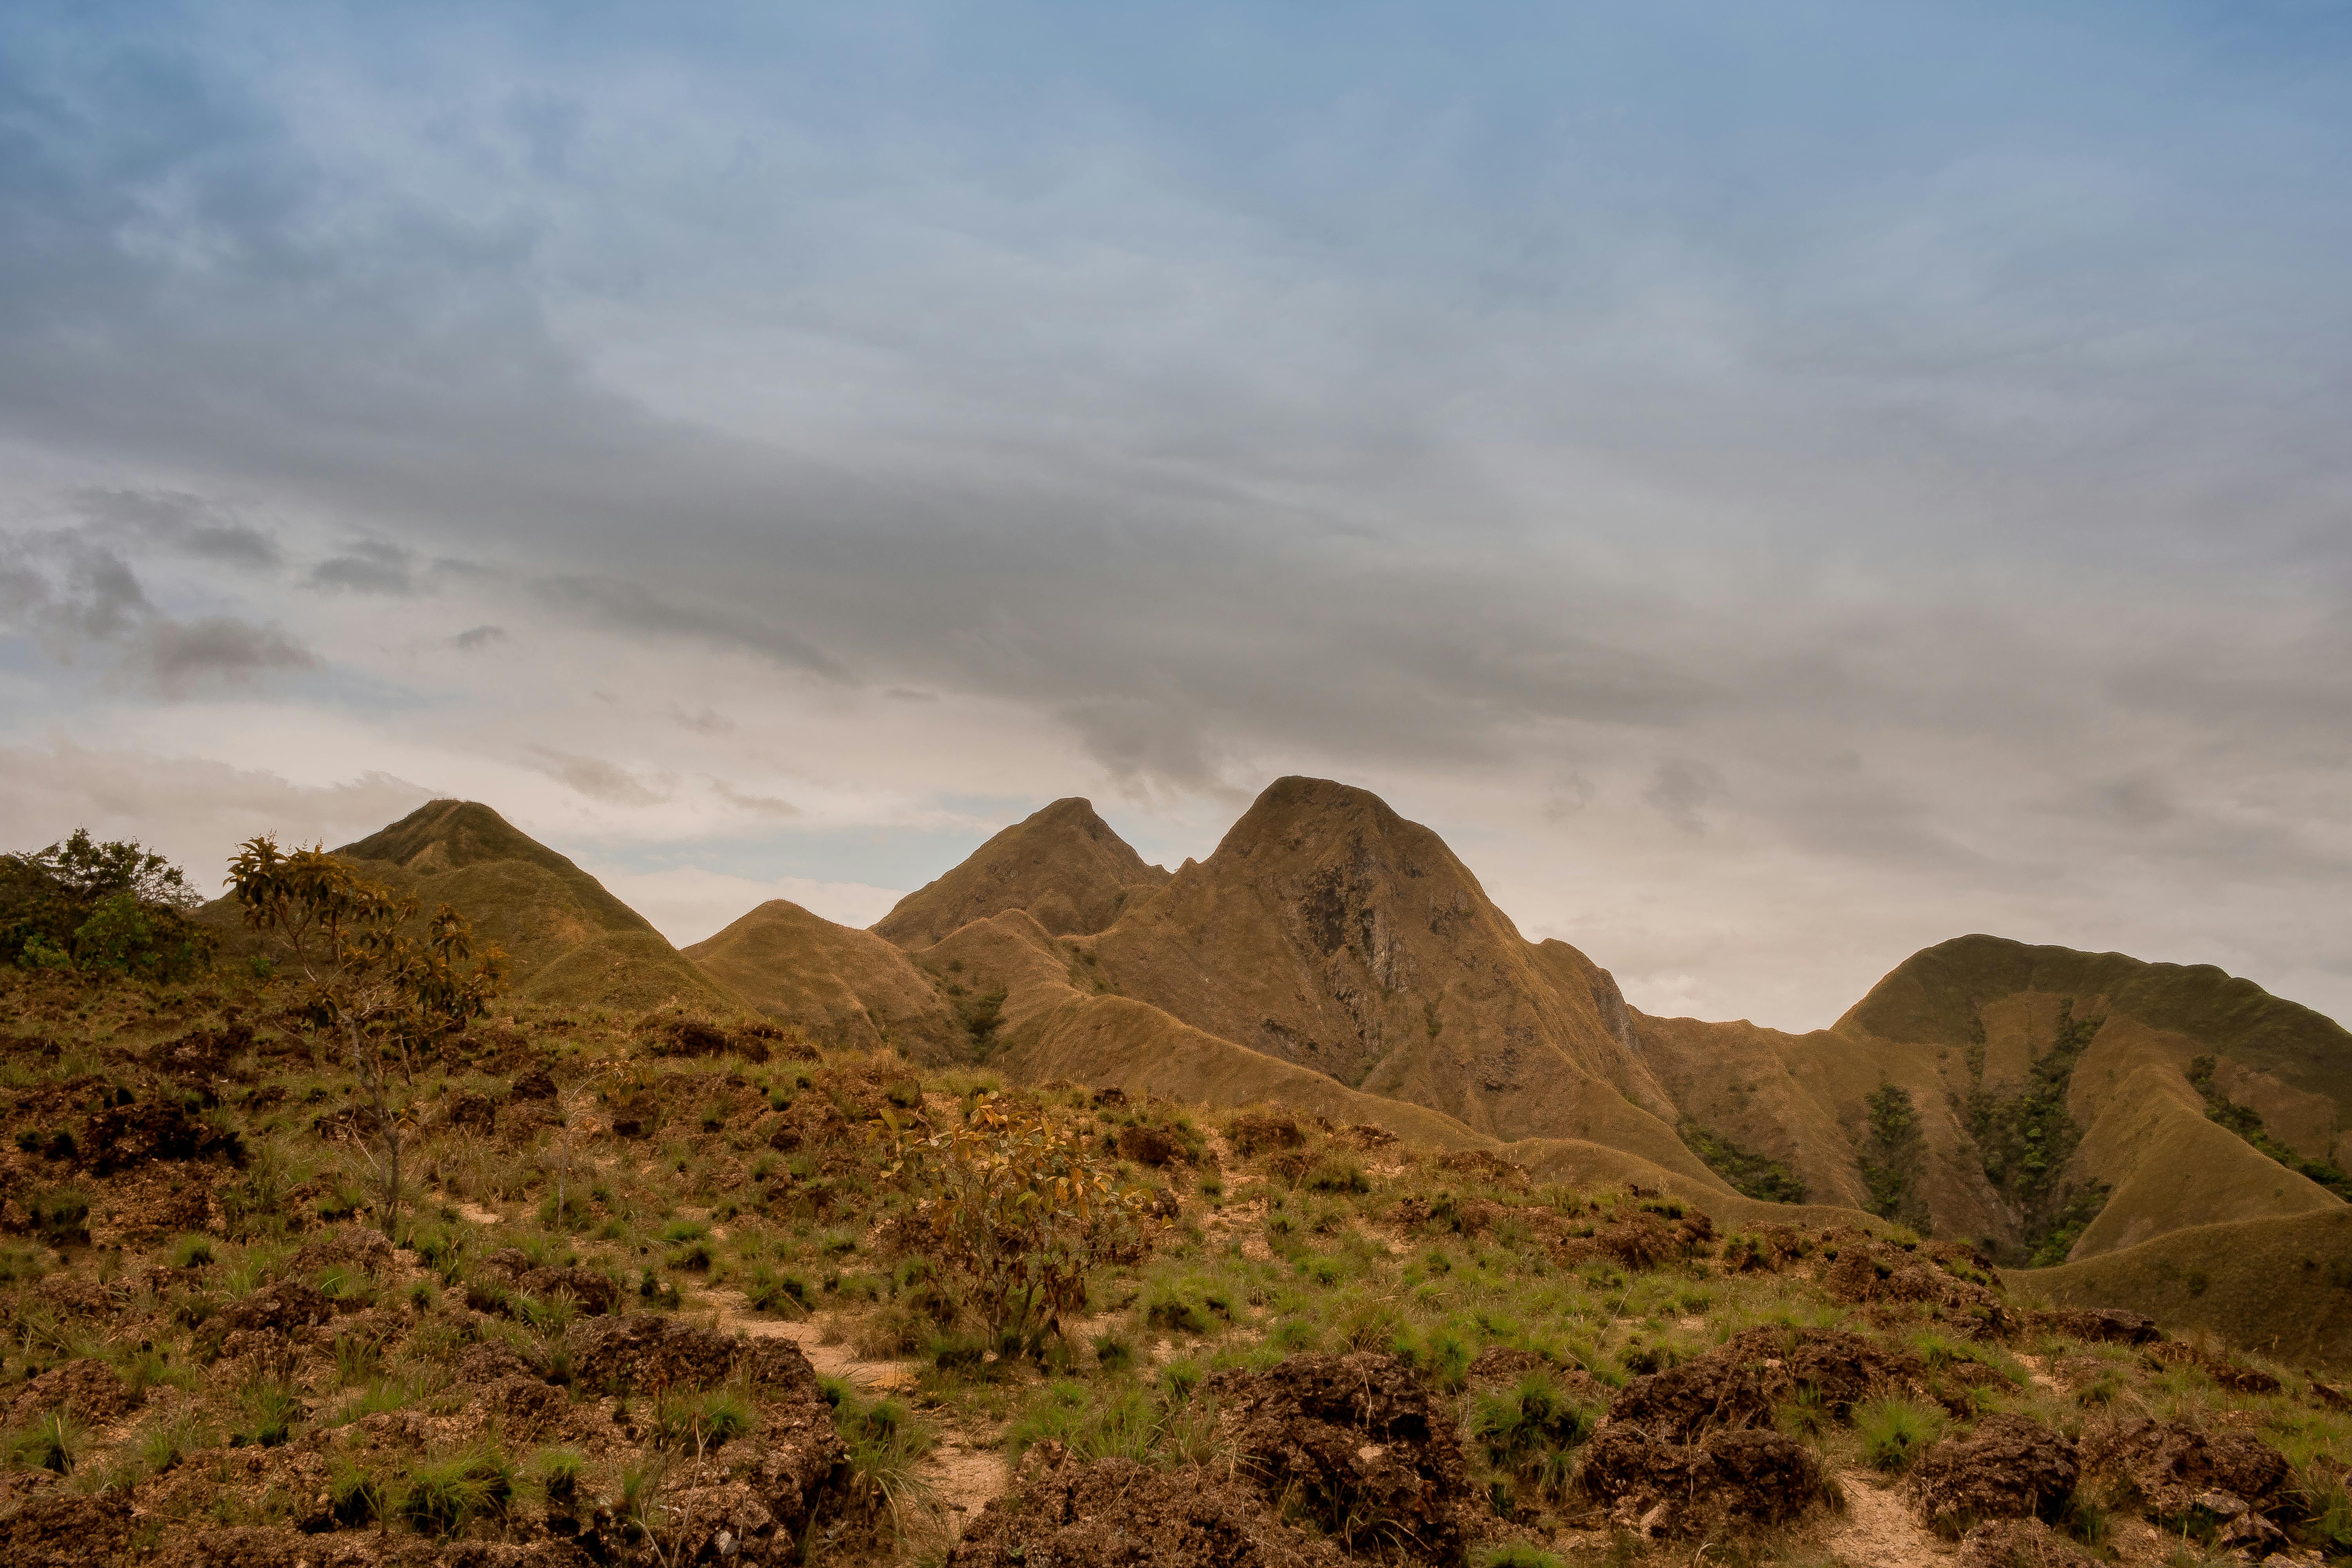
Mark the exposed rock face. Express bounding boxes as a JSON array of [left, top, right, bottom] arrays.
[[946, 1444, 1346, 1568], [1090, 778, 1705, 1160], [686, 898, 963, 1060], [1206, 1351, 1471, 1563], [873, 797, 1169, 948], [1914, 1415, 2080, 1533]]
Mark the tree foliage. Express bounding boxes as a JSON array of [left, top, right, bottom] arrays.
[[0, 829, 213, 979], [227, 835, 509, 1234], [877, 1092, 1151, 1354]]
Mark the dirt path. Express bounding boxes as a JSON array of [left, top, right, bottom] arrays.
[[1824, 1471, 1953, 1568]]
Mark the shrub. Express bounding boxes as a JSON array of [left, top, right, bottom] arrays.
[[330, 1457, 385, 1526], [835, 1391, 936, 1528], [1303, 1156, 1370, 1195], [238, 1381, 304, 1449], [530, 1445, 586, 1506], [397, 1445, 515, 1536], [1472, 1372, 1594, 1499], [167, 1234, 215, 1269], [744, 1261, 811, 1317], [1142, 1279, 1214, 1336], [7, 1408, 86, 1473], [878, 1092, 1152, 1355], [1855, 1397, 1945, 1472]]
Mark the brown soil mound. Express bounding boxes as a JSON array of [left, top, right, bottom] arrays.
[[1823, 1241, 2007, 1332], [290, 1227, 397, 1276], [2079, 1417, 2293, 1522], [946, 1443, 1345, 1568], [1207, 1351, 1470, 1562], [1607, 1325, 1929, 1441], [6, 1358, 140, 1428], [1958, 1518, 2102, 1567], [1914, 1414, 2079, 1534], [83, 1099, 244, 1174], [151, 1528, 593, 1565], [2023, 1307, 2160, 1345], [564, 1313, 827, 1398], [0, 1492, 132, 1568], [1579, 1424, 1823, 1533], [207, 1279, 335, 1341], [2141, 1339, 2284, 1394]]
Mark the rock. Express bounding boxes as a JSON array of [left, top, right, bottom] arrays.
[[564, 1314, 828, 1400], [1914, 1414, 2080, 1533], [1957, 1518, 2103, 1567], [946, 1444, 1345, 1568], [0, 1490, 131, 1567], [1206, 1352, 1470, 1562], [2081, 1418, 2293, 1523], [2024, 1308, 2160, 1345], [83, 1100, 244, 1174], [2220, 1509, 2292, 1558], [1606, 1325, 1929, 1441], [1579, 1424, 1823, 1533]]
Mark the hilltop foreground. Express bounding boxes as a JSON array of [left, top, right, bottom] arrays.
[[0, 964, 2349, 1568]]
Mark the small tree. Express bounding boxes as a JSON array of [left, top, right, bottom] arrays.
[[227, 836, 509, 1236], [2, 829, 213, 979], [877, 1092, 1151, 1356]]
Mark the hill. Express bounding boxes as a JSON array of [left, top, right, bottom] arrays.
[[200, 800, 738, 1014], [870, 797, 1169, 948], [685, 898, 961, 1060]]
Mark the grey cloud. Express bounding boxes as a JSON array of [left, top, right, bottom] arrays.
[[537, 576, 849, 681], [310, 540, 418, 595], [69, 488, 283, 570], [671, 706, 733, 734], [528, 747, 671, 806], [1644, 758, 1723, 835], [712, 780, 798, 818], [142, 615, 318, 694], [454, 624, 508, 650]]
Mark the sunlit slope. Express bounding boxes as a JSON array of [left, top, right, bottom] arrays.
[[1082, 777, 1713, 1185], [686, 898, 961, 1061], [872, 797, 1170, 949], [2015, 1207, 2352, 1369], [200, 800, 738, 1013], [1641, 935, 2348, 1263]]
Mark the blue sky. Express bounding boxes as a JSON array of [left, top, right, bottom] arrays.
[[3, 1, 2349, 1026]]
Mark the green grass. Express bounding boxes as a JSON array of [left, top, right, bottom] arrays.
[[396, 1444, 515, 1536], [1854, 1396, 1945, 1472]]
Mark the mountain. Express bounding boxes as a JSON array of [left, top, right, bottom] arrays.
[[871, 797, 1170, 949], [1082, 778, 1706, 1174], [202, 800, 737, 1013], [686, 899, 960, 1060], [1636, 935, 2352, 1267]]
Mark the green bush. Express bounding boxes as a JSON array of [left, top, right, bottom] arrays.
[[396, 1444, 515, 1536], [7, 1408, 86, 1473], [1855, 1397, 1945, 1472], [1471, 1372, 1594, 1499]]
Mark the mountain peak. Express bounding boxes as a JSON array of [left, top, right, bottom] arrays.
[[871, 796, 1170, 949]]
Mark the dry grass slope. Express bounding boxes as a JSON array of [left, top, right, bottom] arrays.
[[871, 797, 1170, 949], [686, 899, 961, 1061]]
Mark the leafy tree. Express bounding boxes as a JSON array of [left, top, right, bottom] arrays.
[[877, 1093, 1151, 1356], [226, 836, 509, 1236], [0, 829, 212, 979]]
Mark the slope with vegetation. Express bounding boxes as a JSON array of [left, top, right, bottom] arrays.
[[197, 800, 738, 1014], [870, 797, 1171, 950], [3, 941, 2352, 1568], [686, 899, 961, 1062]]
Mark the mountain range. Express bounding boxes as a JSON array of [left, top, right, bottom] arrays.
[[199, 776, 2352, 1362]]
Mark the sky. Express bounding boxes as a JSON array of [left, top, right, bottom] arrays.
[[3, 1, 2349, 1031]]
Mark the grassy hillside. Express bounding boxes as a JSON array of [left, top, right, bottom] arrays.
[[871, 797, 1169, 949], [2016, 1207, 2352, 1368], [686, 899, 961, 1061], [197, 800, 737, 1014], [4, 960, 2352, 1568]]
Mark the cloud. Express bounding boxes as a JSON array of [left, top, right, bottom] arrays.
[[141, 615, 318, 693], [711, 779, 799, 818], [309, 541, 418, 595], [527, 747, 671, 806], [1644, 758, 1724, 836], [69, 489, 284, 570], [454, 624, 508, 650]]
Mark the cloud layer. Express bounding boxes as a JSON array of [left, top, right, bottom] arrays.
[[2, 2, 2348, 1028]]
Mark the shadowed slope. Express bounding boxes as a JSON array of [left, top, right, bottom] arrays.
[[201, 800, 737, 1013], [686, 899, 960, 1061], [871, 797, 1169, 949]]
